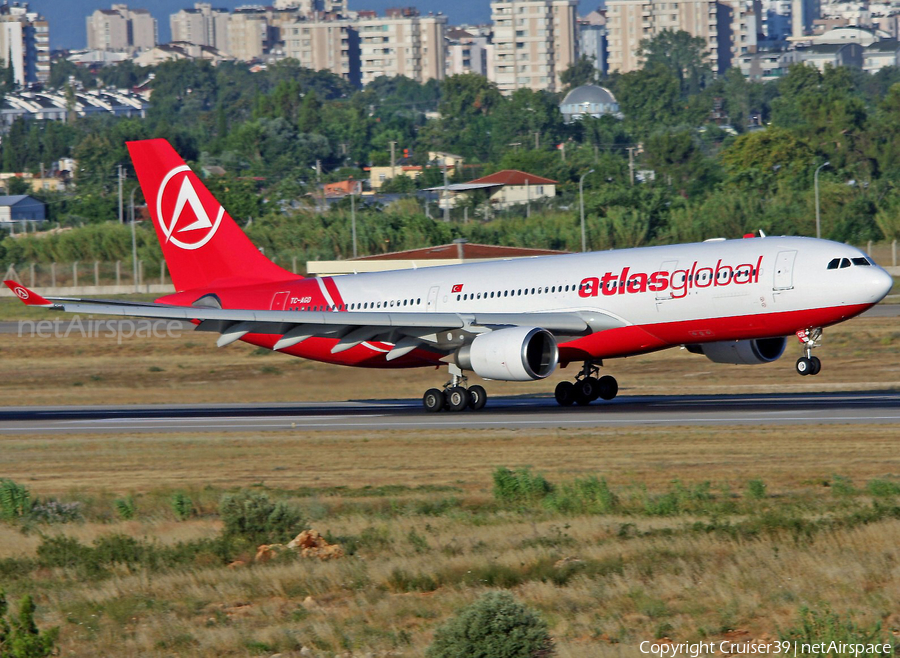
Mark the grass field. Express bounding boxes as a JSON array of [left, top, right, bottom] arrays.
[[1, 425, 900, 657], [0, 297, 898, 656]]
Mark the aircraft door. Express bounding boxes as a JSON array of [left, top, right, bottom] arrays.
[[773, 250, 797, 291], [426, 286, 440, 312], [655, 260, 678, 305], [271, 291, 289, 310]]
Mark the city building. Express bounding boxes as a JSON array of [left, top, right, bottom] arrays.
[[864, 38, 900, 71], [559, 84, 620, 122], [432, 169, 557, 210], [86, 4, 157, 51], [738, 47, 799, 78], [579, 9, 608, 75], [0, 2, 49, 86], [796, 41, 863, 69], [281, 19, 360, 85], [446, 27, 491, 76], [490, 0, 578, 94], [170, 2, 230, 52], [282, 9, 446, 85], [605, 0, 759, 74], [356, 9, 447, 85], [227, 7, 274, 61]]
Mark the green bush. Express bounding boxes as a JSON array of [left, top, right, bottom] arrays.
[[170, 492, 194, 521], [0, 480, 31, 521], [114, 496, 136, 520], [866, 479, 900, 497], [0, 590, 59, 658], [492, 468, 554, 505], [746, 479, 767, 501], [544, 476, 617, 514], [426, 591, 554, 658], [219, 490, 304, 546]]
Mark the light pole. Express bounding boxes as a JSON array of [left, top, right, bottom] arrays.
[[129, 186, 140, 292], [350, 184, 358, 259], [814, 161, 830, 240], [579, 169, 594, 253]]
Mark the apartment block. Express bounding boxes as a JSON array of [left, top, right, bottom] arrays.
[[0, 2, 49, 86], [227, 7, 275, 60], [86, 4, 157, 51], [170, 3, 230, 52], [356, 10, 447, 85], [283, 10, 445, 85], [282, 20, 360, 85], [490, 0, 578, 95], [605, 0, 757, 74], [446, 27, 491, 76]]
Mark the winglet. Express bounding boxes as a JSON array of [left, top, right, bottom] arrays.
[[3, 281, 53, 306]]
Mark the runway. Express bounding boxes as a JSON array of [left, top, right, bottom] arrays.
[[0, 391, 898, 434]]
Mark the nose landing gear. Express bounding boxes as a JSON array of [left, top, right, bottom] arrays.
[[795, 328, 822, 376], [555, 361, 618, 407], [423, 364, 488, 412]]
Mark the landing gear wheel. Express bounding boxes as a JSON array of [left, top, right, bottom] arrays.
[[467, 385, 487, 411], [555, 381, 576, 406], [597, 375, 618, 401], [809, 356, 821, 376], [796, 357, 812, 376], [445, 386, 469, 412], [577, 377, 600, 404], [423, 388, 445, 412]]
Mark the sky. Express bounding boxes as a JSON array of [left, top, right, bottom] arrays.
[[27, 0, 493, 51]]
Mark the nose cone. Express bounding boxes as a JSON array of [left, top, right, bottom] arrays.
[[867, 267, 894, 304]]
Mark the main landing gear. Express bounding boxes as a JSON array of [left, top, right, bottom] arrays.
[[554, 361, 618, 407], [795, 327, 823, 376], [423, 364, 488, 413]]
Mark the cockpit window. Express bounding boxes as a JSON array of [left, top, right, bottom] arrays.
[[840, 258, 851, 268], [827, 258, 840, 270], [851, 257, 871, 266]]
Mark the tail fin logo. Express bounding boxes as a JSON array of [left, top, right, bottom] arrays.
[[157, 165, 225, 251]]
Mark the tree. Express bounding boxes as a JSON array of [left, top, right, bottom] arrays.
[[637, 29, 712, 96], [615, 64, 683, 135], [559, 56, 600, 92]]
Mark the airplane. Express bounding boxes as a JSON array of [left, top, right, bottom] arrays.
[[4, 138, 894, 412]]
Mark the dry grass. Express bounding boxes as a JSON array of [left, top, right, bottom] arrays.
[[1, 425, 900, 656], [2, 425, 899, 495], [1, 315, 898, 407]]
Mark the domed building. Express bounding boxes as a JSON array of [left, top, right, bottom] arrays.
[[559, 84, 621, 123]]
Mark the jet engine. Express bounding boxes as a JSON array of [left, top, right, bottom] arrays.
[[686, 337, 787, 365], [456, 327, 558, 381]]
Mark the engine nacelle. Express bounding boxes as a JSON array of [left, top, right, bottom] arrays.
[[456, 327, 558, 381], [686, 337, 787, 365]]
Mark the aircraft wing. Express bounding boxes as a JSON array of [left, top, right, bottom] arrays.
[[4, 281, 625, 359]]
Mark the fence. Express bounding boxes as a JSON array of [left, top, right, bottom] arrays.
[[0, 256, 306, 297]]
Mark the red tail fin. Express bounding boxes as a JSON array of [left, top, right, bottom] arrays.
[[127, 139, 295, 291]]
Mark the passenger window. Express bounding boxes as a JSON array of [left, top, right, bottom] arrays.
[[852, 257, 870, 266], [827, 258, 840, 269], [840, 258, 851, 268]]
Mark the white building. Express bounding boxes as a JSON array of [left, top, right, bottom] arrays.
[[170, 3, 230, 52], [0, 2, 49, 86], [86, 4, 157, 51]]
